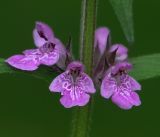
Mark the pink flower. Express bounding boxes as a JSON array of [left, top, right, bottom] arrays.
[[6, 22, 66, 71], [101, 62, 141, 110], [49, 61, 96, 108]]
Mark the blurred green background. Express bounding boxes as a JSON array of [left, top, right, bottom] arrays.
[[0, 0, 160, 137]]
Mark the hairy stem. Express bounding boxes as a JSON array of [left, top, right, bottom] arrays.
[[70, 0, 97, 137]]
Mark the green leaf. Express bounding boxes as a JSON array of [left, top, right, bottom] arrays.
[[130, 54, 160, 81], [109, 0, 134, 43], [0, 58, 15, 74], [0, 58, 56, 83]]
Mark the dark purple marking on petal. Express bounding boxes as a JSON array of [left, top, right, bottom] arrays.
[[39, 42, 56, 53], [37, 30, 48, 41], [36, 21, 54, 41]]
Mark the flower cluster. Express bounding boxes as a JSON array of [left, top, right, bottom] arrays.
[[6, 22, 141, 109]]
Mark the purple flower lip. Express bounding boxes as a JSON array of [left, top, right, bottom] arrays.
[[49, 61, 96, 108]]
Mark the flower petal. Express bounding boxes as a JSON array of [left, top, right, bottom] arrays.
[[111, 91, 133, 110], [53, 38, 66, 69], [50, 61, 95, 108], [67, 61, 84, 72], [95, 27, 110, 55], [129, 76, 141, 91], [6, 55, 39, 71], [23, 49, 41, 55], [101, 73, 116, 99], [60, 93, 90, 108], [109, 44, 128, 61], [49, 72, 67, 92], [121, 74, 141, 91], [130, 91, 141, 106], [60, 95, 74, 108], [36, 22, 54, 40], [113, 74, 141, 108], [77, 73, 96, 93], [24, 48, 59, 66], [111, 87, 141, 109], [39, 50, 59, 66], [54, 38, 66, 55], [111, 62, 132, 75], [76, 93, 90, 106], [49, 70, 93, 108], [33, 29, 47, 48], [33, 22, 54, 47]]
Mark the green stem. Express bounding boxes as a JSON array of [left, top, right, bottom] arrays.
[[70, 0, 97, 137], [80, 0, 97, 74]]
